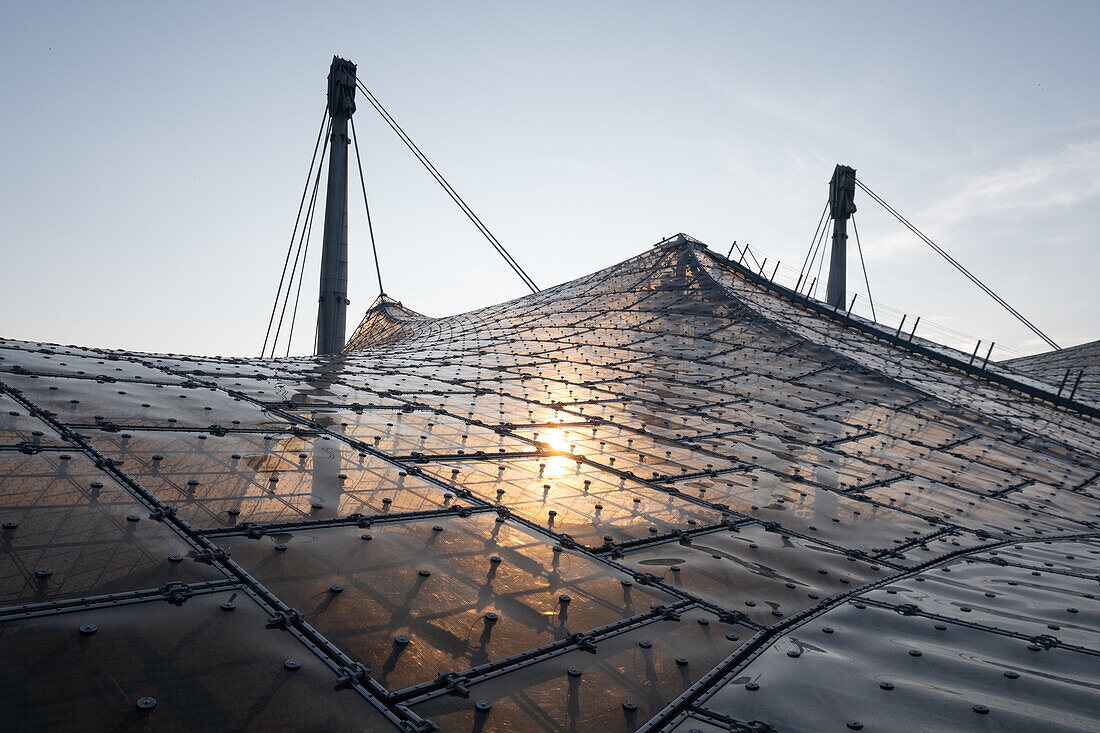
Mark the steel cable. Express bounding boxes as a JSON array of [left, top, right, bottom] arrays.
[[350, 116, 385, 296], [855, 178, 1059, 350], [262, 105, 329, 356], [271, 120, 330, 356], [353, 78, 539, 292]]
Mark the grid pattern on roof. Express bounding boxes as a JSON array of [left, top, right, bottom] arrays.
[[1, 237, 1097, 731]]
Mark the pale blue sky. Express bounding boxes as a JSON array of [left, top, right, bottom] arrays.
[[1, 1, 1097, 357]]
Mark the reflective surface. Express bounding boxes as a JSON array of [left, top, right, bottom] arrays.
[[0, 592, 395, 732], [0, 450, 219, 605], [218, 513, 676, 690], [1, 237, 1097, 731], [413, 610, 750, 732], [698, 542, 1100, 733]]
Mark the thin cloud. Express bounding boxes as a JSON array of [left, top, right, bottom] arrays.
[[867, 140, 1100, 258]]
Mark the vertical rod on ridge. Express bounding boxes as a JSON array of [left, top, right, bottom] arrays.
[[895, 314, 907, 339], [981, 341, 995, 369], [1058, 368, 1072, 395], [969, 340, 983, 366], [1069, 371, 1084, 400]]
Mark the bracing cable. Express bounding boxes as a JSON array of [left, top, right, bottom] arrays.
[[270, 120, 330, 357], [262, 104, 329, 356], [349, 116, 385, 296], [811, 219, 832, 299], [353, 77, 540, 293], [284, 158, 325, 357], [801, 210, 832, 294], [851, 214, 877, 322], [355, 77, 538, 292], [854, 179, 1060, 350], [797, 202, 830, 289]]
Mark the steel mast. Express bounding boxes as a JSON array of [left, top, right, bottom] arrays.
[[825, 164, 857, 309], [315, 56, 357, 354]]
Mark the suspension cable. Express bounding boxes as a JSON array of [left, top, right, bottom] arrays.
[[353, 77, 540, 293], [800, 209, 831, 294], [284, 158, 325, 357], [811, 219, 830, 299], [262, 104, 329, 356], [854, 179, 1060, 350], [349, 116, 384, 296], [797, 202, 830, 289], [851, 214, 877, 322], [270, 119, 330, 357]]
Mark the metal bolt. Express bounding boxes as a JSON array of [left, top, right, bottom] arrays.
[[284, 659, 301, 671], [136, 697, 157, 710], [79, 624, 98, 635]]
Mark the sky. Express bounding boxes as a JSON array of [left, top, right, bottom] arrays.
[[1, 1, 1097, 359]]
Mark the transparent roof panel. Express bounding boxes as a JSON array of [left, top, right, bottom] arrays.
[[666, 469, 949, 563], [697, 601, 1099, 733], [0, 393, 64, 447], [617, 523, 890, 625], [84, 429, 457, 529], [1, 373, 288, 430], [863, 554, 1100, 650], [216, 513, 676, 690], [419, 457, 728, 548], [0, 450, 220, 605], [2, 238, 1097, 730], [288, 406, 533, 457], [0, 592, 398, 731], [412, 609, 750, 731], [0, 341, 186, 383]]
